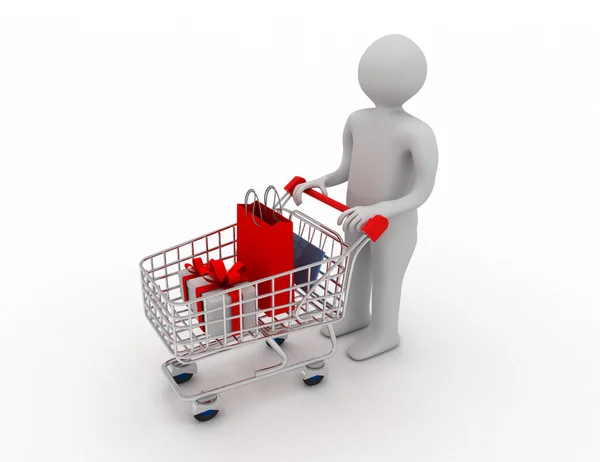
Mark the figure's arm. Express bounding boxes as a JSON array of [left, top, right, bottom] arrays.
[[293, 115, 353, 205], [319, 117, 353, 187], [381, 124, 438, 216]]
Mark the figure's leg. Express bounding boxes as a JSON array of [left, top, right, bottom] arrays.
[[322, 230, 372, 337], [347, 214, 417, 360]]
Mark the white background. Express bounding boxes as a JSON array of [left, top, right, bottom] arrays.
[[1, 1, 599, 461]]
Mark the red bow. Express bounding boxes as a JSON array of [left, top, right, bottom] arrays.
[[185, 257, 246, 287]]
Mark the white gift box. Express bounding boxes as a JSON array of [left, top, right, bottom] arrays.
[[179, 268, 257, 338]]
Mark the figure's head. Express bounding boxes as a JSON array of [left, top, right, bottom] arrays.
[[358, 34, 427, 108]]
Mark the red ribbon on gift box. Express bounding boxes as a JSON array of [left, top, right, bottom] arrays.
[[185, 258, 246, 286], [181, 257, 247, 333]]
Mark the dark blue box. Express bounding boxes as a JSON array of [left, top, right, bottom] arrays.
[[293, 233, 326, 290]]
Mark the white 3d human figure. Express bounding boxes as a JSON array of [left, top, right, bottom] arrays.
[[293, 34, 438, 360]]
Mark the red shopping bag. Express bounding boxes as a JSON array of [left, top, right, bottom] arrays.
[[236, 201, 294, 318]]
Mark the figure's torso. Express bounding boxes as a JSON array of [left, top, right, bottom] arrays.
[[346, 108, 417, 207]]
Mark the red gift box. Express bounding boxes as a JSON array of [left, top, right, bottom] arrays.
[[179, 257, 247, 333]]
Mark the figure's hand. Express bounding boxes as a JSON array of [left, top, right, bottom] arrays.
[[338, 204, 387, 234], [292, 178, 328, 206]]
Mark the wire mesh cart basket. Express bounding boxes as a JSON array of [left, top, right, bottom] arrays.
[[139, 177, 388, 421]]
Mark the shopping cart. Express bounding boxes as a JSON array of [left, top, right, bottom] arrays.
[[139, 176, 388, 421]]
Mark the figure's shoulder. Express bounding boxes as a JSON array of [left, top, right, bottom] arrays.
[[346, 108, 373, 126], [349, 108, 373, 118], [399, 112, 436, 140]]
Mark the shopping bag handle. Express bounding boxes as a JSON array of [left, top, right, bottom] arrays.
[[284, 176, 389, 242]]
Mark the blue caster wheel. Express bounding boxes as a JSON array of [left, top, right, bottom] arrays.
[[173, 372, 193, 384], [169, 362, 197, 385], [303, 375, 324, 386], [192, 395, 221, 422], [266, 337, 286, 347], [301, 362, 327, 386], [193, 409, 219, 422]]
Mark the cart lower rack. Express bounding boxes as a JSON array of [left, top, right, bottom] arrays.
[[139, 177, 388, 421]]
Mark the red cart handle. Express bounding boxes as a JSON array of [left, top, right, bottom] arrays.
[[284, 176, 389, 242]]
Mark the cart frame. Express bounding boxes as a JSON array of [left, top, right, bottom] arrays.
[[139, 177, 388, 420]]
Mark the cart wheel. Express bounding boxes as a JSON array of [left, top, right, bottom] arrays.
[[266, 337, 286, 347], [173, 373, 194, 384], [169, 362, 197, 385], [301, 362, 327, 387], [303, 375, 324, 386], [193, 409, 219, 422], [192, 395, 221, 422]]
